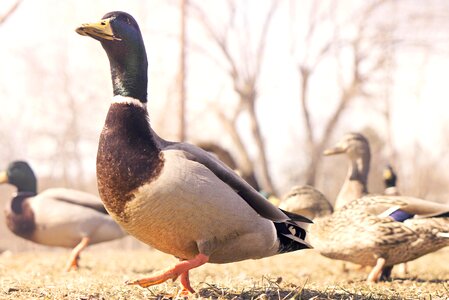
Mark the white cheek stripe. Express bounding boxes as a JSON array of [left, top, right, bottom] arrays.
[[112, 95, 146, 108]]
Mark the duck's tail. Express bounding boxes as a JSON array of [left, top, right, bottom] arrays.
[[274, 220, 312, 253]]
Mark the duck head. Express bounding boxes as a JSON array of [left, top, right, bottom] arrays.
[[76, 11, 148, 103], [0, 161, 37, 194], [323, 133, 371, 208], [280, 185, 333, 220], [323, 132, 370, 161]]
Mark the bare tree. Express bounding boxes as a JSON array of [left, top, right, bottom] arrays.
[[178, 0, 188, 142], [189, 0, 279, 194], [197, 141, 261, 191], [291, 0, 395, 186], [379, 1, 449, 201], [20, 41, 104, 191], [0, 0, 24, 163]]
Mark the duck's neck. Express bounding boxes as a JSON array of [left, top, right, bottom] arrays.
[[11, 192, 36, 214], [335, 156, 369, 210], [110, 59, 147, 102], [384, 176, 396, 189], [14, 178, 37, 194], [102, 38, 148, 103], [348, 157, 369, 187]]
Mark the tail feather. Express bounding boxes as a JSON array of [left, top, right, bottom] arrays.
[[274, 221, 312, 253], [437, 232, 449, 238], [435, 212, 449, 218]]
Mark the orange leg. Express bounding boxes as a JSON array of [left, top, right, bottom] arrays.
[[180, 271, 195, 294], [367, 257, 386, 283], [126, 253, 209, 293], [65, 236, 90, 272]]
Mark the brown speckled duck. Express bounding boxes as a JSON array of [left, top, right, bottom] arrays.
[[279, 185, 333, 220], [282, 185, 449, 282], [0, 161, 127, 271], [323, 132, 370, 210], [76, 11, 311, 294]]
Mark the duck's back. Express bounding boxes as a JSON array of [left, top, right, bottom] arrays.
[[311, 196, 449, 266], [28, 188, 125, 247], [310, 209, 412, 266]]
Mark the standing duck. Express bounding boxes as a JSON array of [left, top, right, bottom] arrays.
[[76, 11, 311, 294], [0, 161, 127, 271], [323, 132, 370, 210], [281, 185, 449, 282], [324, 133, 416, 278]]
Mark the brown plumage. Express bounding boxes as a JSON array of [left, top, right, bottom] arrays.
[[96, 105, 165, 223], [281, 185, 449, 282], [6, 192, 36, 239]]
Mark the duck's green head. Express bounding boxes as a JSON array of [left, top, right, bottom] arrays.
[[0, 161, 37, 193], [383, 164, 397, 188], [76, 11, 148, 102]]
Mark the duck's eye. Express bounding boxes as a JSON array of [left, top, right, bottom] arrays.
[[101, 21, 106, 25]]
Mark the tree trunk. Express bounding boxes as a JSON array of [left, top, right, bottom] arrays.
[[246, 94, 275, 194], [178, 0, 188, 142]]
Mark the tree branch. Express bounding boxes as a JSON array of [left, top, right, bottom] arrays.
[[0, 0, 22, 25]]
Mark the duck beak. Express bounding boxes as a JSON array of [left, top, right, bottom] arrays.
[[0, 171, 8, 184], [75, 18, 121, 41], [383, 168, 393, 180], [323, 146, 346, 156]]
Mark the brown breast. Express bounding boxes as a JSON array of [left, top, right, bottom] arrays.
[[96, 104, 165, 223], [5, 195, 36, 240]]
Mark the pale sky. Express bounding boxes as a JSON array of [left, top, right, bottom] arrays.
[[1, 0, 449, 193]]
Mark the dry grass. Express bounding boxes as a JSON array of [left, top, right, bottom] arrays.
[[0, 248, 448, 299]]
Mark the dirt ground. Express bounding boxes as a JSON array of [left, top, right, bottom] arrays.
[[0, 246, 448, 299]]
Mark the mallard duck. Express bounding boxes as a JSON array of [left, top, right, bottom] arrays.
[[0, 161, 127, 271], [279, 185, 333, 220], [76, 11, 311, 294], [323, 132, 370, 210], [282, 185, 449, 282], [383, 164, 399, 196]]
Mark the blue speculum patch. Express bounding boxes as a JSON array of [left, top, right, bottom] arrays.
[[389, 210, 414, 222]]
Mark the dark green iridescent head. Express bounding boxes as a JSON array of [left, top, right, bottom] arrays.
[[76, 11, 148, 102], [0, 161, 37, 193]]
